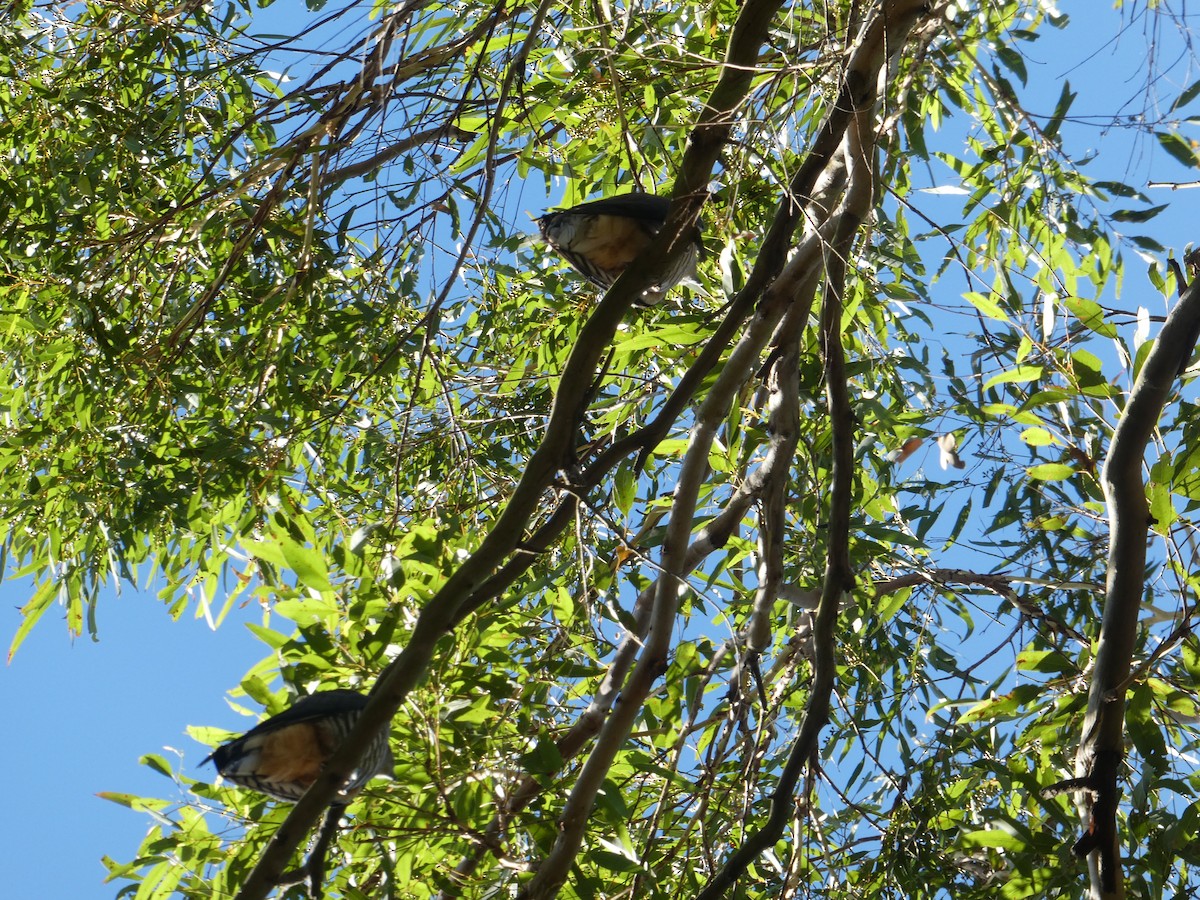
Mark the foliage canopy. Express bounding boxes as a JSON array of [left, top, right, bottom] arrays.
[[5, 0, 1200, 898]]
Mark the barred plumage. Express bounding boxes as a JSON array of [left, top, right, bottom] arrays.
[[537, 192, 699, 306], [204, 689, 392, 805]]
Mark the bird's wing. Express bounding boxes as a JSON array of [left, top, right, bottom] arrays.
[[203, 690, 368, 767], [550, 193, 669, 224]]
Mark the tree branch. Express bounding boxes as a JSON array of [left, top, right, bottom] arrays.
[[510, 129, 858, 893], [433, 196, 839, 899], [323, 124, 477, 185], [693, 3, 908, 887], [746, 304, 805, 654], [874, 568, 1087, 643], [230, 0, 788, 893], [1070, 275, 1200, 899]]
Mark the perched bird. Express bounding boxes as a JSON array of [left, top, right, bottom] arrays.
[[204, 689, 393, 805], [537, 192, 700, 306]]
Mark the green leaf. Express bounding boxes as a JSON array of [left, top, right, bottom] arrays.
[[964, 291, 1010, 322], [1019, 427, 1057, 447], [876, 587, 909, 624], [613, 464, 635, 517], [959, 828, 1025, 851], [1043, 80, 1075, 140], [614, 326, 707, 353], [1027, 463, 1075, 481], [1016, 648, 1073, 675], [1173, 443, 1200, 500], [443, 695, 496, 724], [960, 684, 1043, 723], [241, 538, 288, 569], [1063, 296, 1117, 337], [983, 365, 1043, 390], [1002, 868, 1057, 899], [1110, 203, 1169, 223], [1149, 454, 1177, 535], [1092, 180, 1146, 200], [1129, 233, 1166, 252], [278, 535, 334, 594], [994, 46, 1028, 85], [1170, 78, 1200, 112], [1157, 131, 1200, 168], [593, 849, 642, 874], [1127, 683, 1168, 769], [521, 737, 565, 776], [139, 754, 174, 778], [243, 622, 290, 649], [8, 579, 57, 662]]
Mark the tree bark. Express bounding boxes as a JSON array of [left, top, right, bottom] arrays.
[[1072, 277, 1200, 899]]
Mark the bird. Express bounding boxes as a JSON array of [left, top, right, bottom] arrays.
[[537, 192, 700, 306], [203, 689, 393, 805]]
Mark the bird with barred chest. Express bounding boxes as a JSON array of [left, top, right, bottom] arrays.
[[537, 192, 700, 306], [203, 689, 393, 806]]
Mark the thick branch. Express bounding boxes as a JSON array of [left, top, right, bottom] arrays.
[[230, 0, 788, 895], [1072, 276, 1200, 899], [518, 302, 757, 899], [692, 168, 862, 900], [693, 21, 889, 895], [435, 129, 847, 900], [517, 187, 847, 898], [438, 285, 818, 889], [519, 5, 926, 897], [515, 11, 826, 892]]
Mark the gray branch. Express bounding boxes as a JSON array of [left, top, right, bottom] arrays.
[[1070, 275, 1200, 898], [230, 0, 789, 894]]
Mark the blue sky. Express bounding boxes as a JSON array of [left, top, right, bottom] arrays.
[[0, 580, 263, 896], [3, 2, 1199, 897]]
